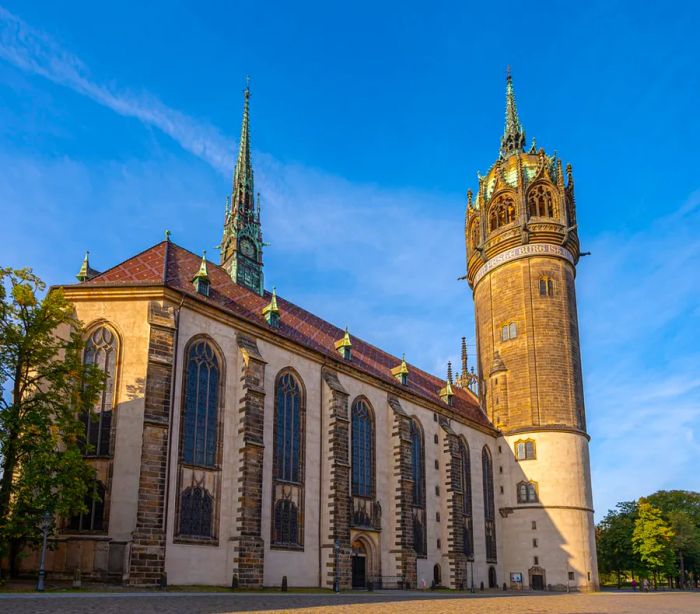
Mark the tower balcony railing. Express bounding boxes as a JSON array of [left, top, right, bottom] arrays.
[[349, 496, 382, 531]]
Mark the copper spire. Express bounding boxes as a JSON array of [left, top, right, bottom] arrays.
[[232, 78, 254, 215], [500, 71, 526, 159]]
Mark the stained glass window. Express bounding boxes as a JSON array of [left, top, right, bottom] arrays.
[[274, 372, 303, 483], [352, 399, 374, 498], [179, 486, 213, 537], [482, 446, 497, 562], [460, 440, 474, 558], [68, 481, 105, 532], [273, 499, 299, 546], [410, 420, 424, 507], [83, 326, 117, 456], [182, 340, 220, 467]]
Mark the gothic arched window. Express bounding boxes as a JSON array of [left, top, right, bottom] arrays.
[[182, 339, 220, 467], [68, 481, 105, 532], [460, 440, 474, 559], [410, 419, 426, 556], [528, 185, 556, 218], [351, 398, 374, 498], [274, 372, 304, 483], [482, 446, 497, 562], [470, 221, 480, 250], [489, 195, 516, 231], [179, 486, 214, 537], [83, 326, 118, 456]]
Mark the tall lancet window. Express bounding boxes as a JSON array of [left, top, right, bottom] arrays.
[[460, 440, 474, 559], [410, 418, 426, 557], [272, 370, 305, 548], [351, 398, 375, 498], [82, 326, 118, 457], [482, 446, 497, 562], [182, 340, 220, 467]]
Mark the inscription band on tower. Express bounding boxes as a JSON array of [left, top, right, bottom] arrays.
[[473, 243, 574, 287]]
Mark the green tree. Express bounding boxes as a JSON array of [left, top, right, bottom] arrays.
[[632, 499, 675, 588], [0, 267, 104, 575], [647, 491, 700, 587], [596, 501, 640, 587]]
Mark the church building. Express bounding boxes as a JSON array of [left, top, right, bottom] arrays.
[[25, 76, 598, 591]]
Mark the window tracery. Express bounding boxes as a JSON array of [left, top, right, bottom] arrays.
[[272, 370, 305, 548], [179, 485, 214, 537], [482, 446, 497, 562], [528, 184, 556, 218], [351, 398, 374, 498], [82, 326, 118, 457], [488, 194, 517, 231]]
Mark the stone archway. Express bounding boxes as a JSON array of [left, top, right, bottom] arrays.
[[351, 532, 380, 588], [529, 565, 546, 590]]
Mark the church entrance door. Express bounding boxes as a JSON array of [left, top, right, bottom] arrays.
[[351, 554, 366, 588], [531, 573, 544, 590]]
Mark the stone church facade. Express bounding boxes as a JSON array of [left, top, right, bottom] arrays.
[[23, 76, 598, 590]]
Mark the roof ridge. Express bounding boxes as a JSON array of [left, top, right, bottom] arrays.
[[84, 240, 168, 284]]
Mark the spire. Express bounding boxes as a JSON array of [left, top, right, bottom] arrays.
[[334, 326, 353, 360], [440, 361, 455, 405], [76, 251, 98, 282], [262, 287, 280, 327], [192, 251, 210, 296], [461, 336, 468, 376], [220, 78, 265, 295], [232, 78, 254, 212], [500, 70, 526, 159], [391, 354, 410, 385]]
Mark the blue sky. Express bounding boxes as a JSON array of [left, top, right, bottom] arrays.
[[0, 1, 698, 519]]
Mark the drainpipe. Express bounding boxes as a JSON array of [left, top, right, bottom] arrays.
[[161, 292, 186, 581]]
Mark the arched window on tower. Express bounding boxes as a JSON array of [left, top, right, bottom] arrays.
[[539, 276, 555, 297], [82, 326, 118, 457], [470, 221, 480, 250], [488, 195, 516, 231], [351, 398, 374, 498], [460, 439, 474, 559], [528, 185, 556, 218], [482, 446, 497, 562], [410, 419, 426, 557], [517, 481, 539, 503], [182, 340, 220, 467]]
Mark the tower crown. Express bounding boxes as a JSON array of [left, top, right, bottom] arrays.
[[220, 80, 265, 295], [465, 74, 579, 289]]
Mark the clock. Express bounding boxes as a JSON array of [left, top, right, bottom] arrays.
[[239, 238, 255, 259]]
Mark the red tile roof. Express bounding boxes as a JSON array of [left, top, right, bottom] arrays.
[[80, 241, 488, 427]]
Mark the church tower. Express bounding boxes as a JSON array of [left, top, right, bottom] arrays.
[[220, 81, 265, 295], [466, 74, 598, 589]]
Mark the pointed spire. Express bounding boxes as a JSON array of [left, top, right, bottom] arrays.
[[262, 287, 280, 327], [192, 251, 210, 296], [391, 353, 410, 385], [461, 336, 468, 376], [440, 361, 455, 404], [193, 251, 209, 280], [334, 326, 353, 360], [500, 70, 526, 159], [76, 251, 91, 282], [232, 79, 254, 209]]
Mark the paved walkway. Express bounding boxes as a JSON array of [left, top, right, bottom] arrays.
[[1, 590, 699, 613]]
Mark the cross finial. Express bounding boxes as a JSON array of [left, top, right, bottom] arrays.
[[506, 64, 511, 80], [165, 230, 171, 241]]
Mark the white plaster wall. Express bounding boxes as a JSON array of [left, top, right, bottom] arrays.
[[500, 431, 598, 590], [73, 299, 151, 543], [163, 307, 240, 586]]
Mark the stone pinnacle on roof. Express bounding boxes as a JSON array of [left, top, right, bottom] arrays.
[[391, 353, 410, 384], [262, 287, 280, 328], [334, 326, 352, 360], [440, 361, 455, 404], [193, 251, 209, 281], [76, 251, 99, 282], [500, 70, 526, 159]]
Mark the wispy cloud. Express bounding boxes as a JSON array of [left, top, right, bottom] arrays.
[[0, 6, 232, 173]]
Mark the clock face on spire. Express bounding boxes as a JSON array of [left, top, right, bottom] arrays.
[[239, 237, 256, 259]]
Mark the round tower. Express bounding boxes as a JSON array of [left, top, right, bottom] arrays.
[[466, 74, 598, 590]]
